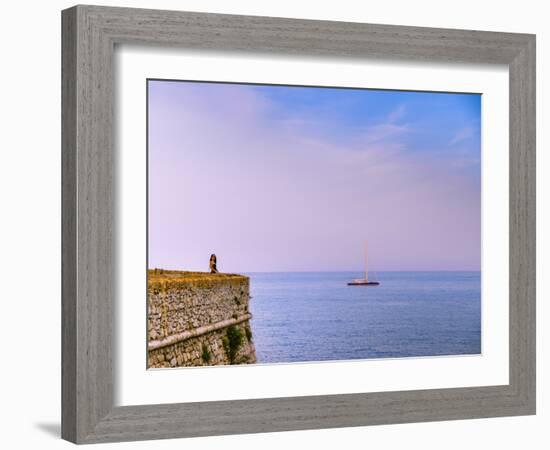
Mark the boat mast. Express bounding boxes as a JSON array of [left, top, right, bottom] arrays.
[[365, 241, 369, 282]]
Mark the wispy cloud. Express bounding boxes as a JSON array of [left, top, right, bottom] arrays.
[[353, 104, 410, 148], [449, 126, 475, 145], [386, 104, 407, 123], [361, 123, 410, 145]]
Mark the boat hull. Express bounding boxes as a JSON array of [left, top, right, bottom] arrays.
[[347, 281, 380, 286]]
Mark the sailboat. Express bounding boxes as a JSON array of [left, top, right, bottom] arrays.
[[347, 242, 380, 286]]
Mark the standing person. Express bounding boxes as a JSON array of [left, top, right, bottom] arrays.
[[209, 254, 218, 273]]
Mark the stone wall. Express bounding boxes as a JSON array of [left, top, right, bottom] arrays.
[[147, 270, 256, 368]]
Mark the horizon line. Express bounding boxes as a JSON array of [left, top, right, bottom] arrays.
[[242, 270, 481, 273], [148, 268, 481, 274]]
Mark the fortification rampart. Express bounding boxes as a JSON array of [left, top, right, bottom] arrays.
[[147, 270, 256, 368]]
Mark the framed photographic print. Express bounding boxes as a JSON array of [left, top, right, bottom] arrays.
[[62, 5, 536, 444]]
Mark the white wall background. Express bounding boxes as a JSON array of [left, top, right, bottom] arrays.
[[0, 1, 546, 448]]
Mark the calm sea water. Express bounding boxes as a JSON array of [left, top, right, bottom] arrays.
[[247, 271, 481, 363]]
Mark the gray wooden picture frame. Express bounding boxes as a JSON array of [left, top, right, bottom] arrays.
[[61, 4, 536, 444]]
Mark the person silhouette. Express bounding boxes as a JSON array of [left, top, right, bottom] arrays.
[[209, 254, 218, 273]]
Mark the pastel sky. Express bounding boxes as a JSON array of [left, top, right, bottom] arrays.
[[148, 80, 481, 273]]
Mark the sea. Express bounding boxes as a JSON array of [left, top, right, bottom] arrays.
[[246, 271, 481, 364]]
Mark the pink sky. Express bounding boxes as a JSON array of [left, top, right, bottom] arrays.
[[148, 81, 481, 273]]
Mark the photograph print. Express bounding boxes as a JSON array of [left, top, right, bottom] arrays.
[[147, 79, 481, 369]]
